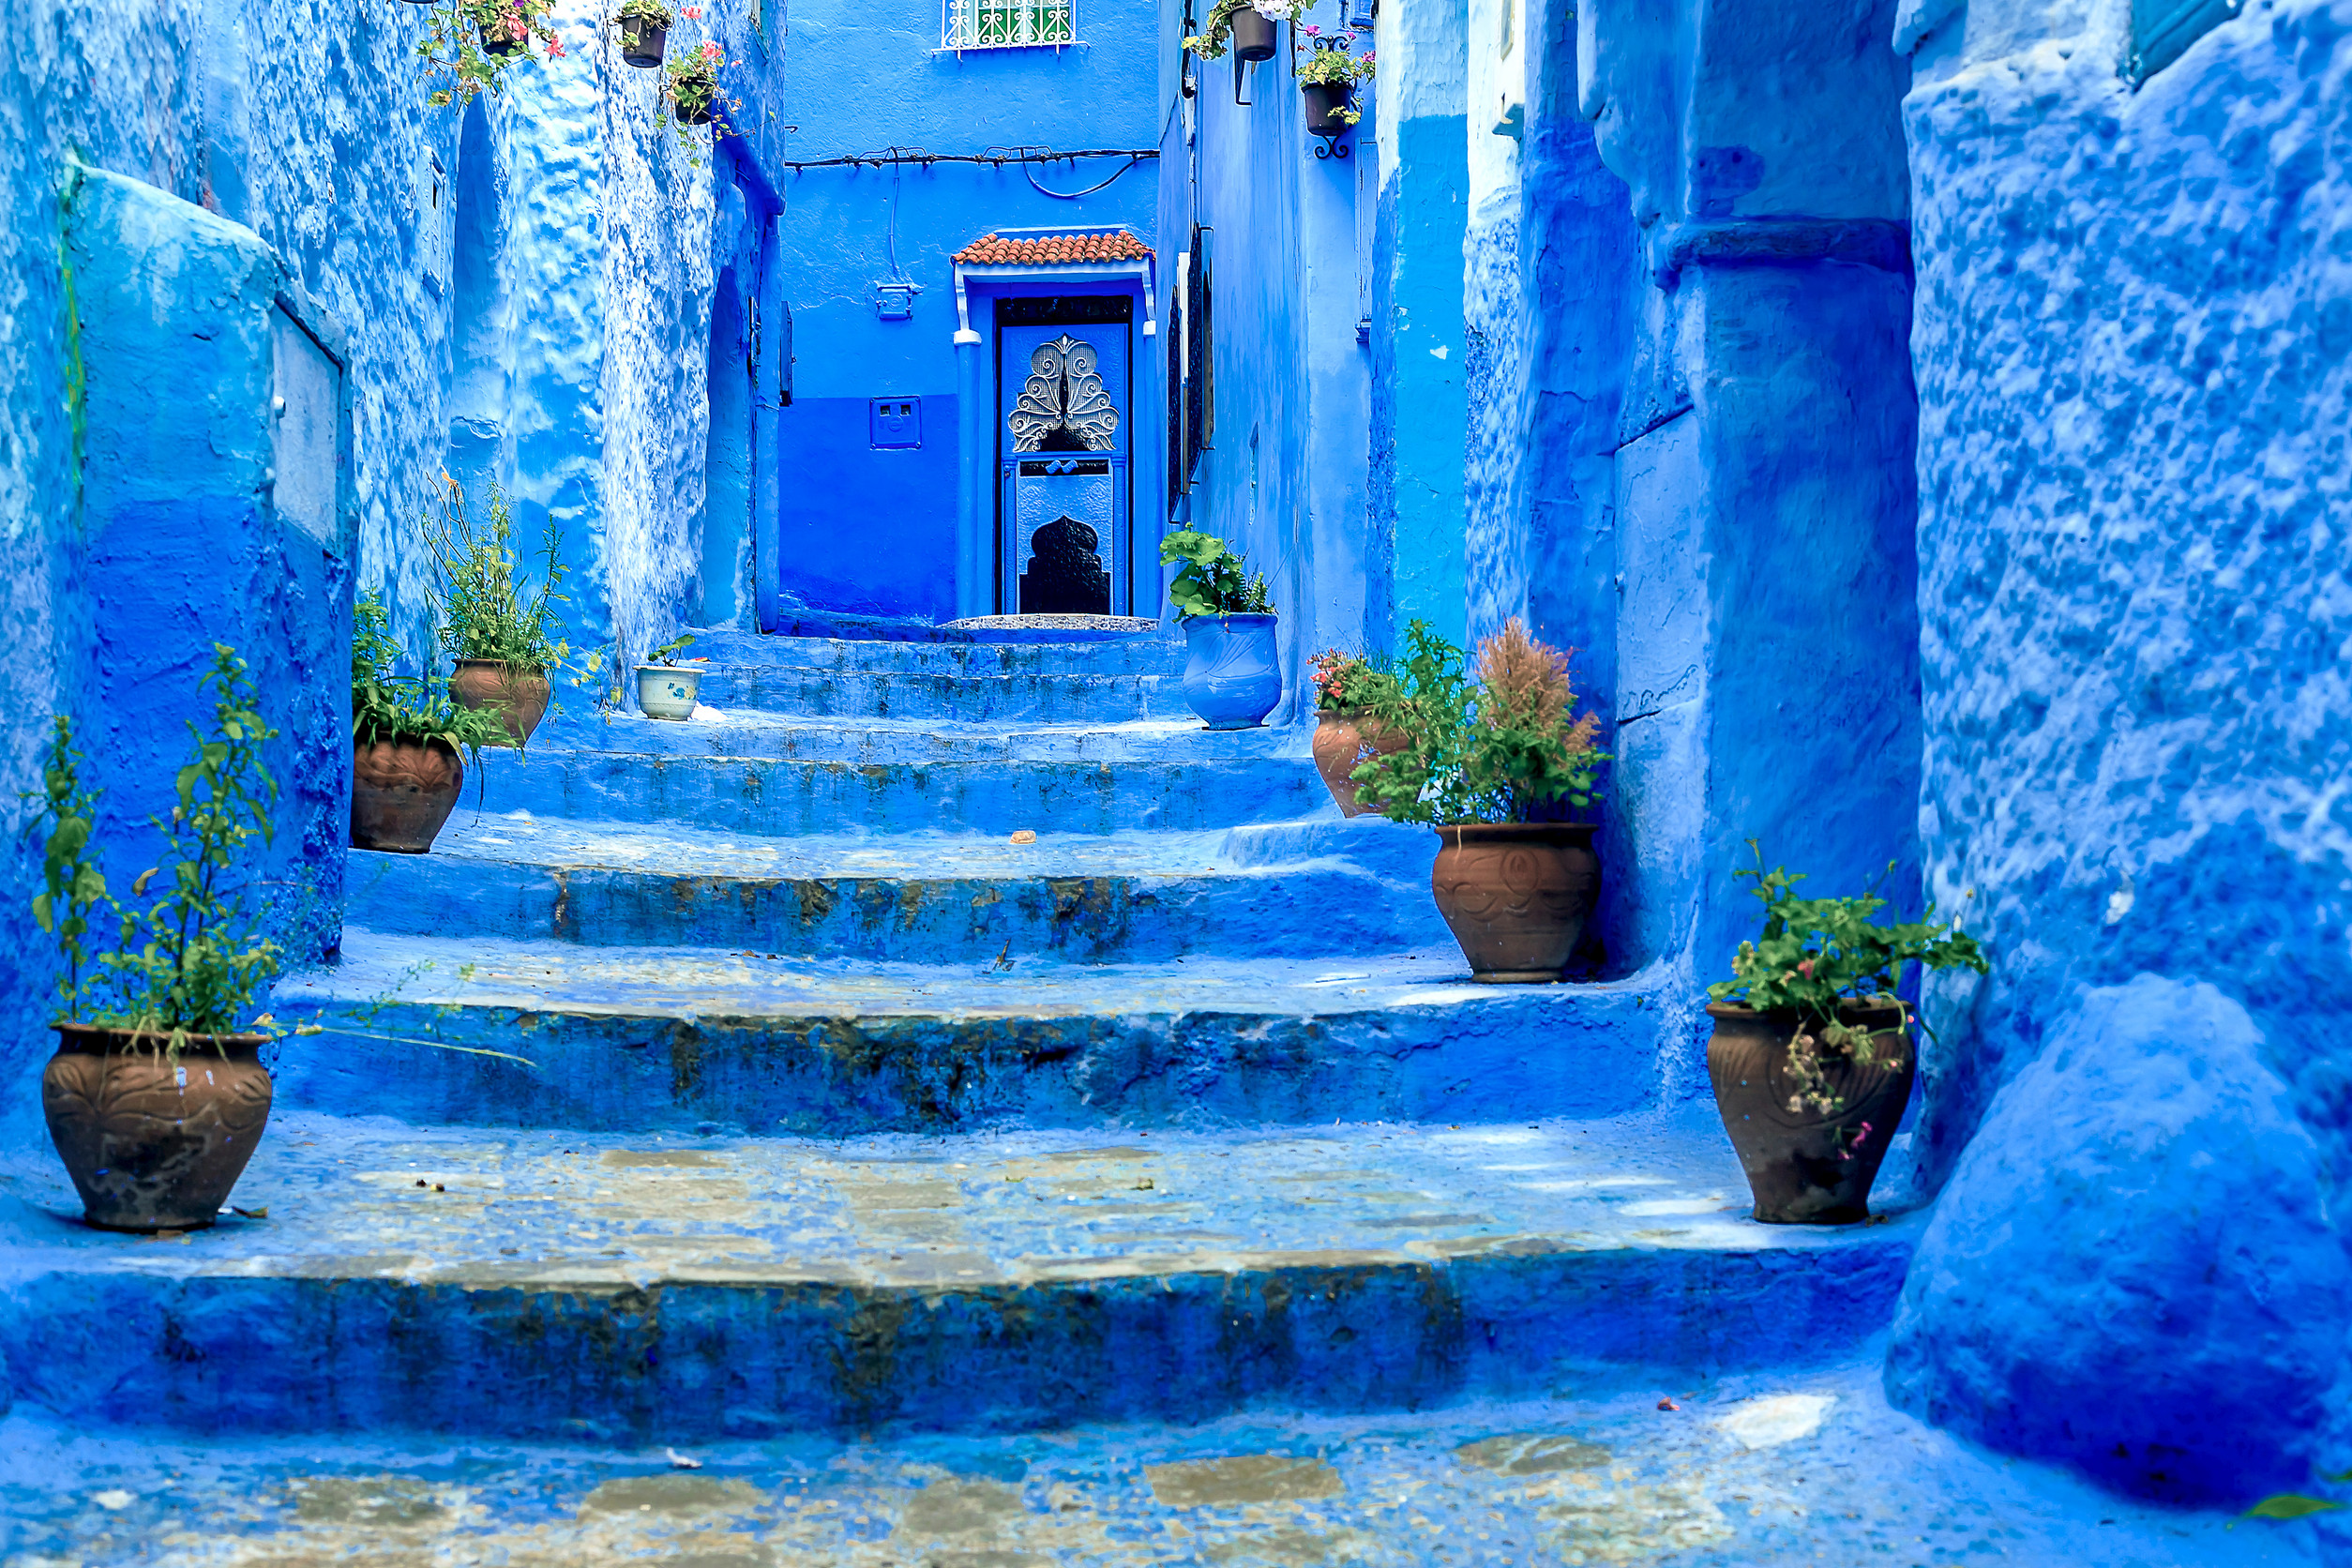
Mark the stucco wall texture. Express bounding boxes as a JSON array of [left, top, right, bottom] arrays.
[[1890, 0, 2352, 1506], [0, 0, 785, 1128]]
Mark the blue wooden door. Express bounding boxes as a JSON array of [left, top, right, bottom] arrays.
[[997, 308, 1131, 614]]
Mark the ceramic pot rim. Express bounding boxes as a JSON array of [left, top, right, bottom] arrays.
[[1431, 821, 1596, 843], [354, 733, 461, 754], [1704, 999, 1908, 1026], [1180, 612, 1278, 627], [52, 1021, 272, 1050], [635, 664, 704, 676]]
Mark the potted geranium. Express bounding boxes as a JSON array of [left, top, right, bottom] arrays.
[[666, 39, 734, 127], [415, 0, 566, 109], [1353, 618, 1606, 982], [1184, 0, 1295, 61], [1296, 37, 1373, 133], [1704, 849, 1986, 1225], [351, 590, 514, 852], [1161, 529, 1280, 730], [424, 477, 571, 747], [1308, 648, 1404, 816], [636, 633, 709, 721], [28, 649, 315, 1232], [615, 0, 680, 66]]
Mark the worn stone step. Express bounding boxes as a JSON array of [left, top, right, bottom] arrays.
[[456, 746, 1328, 836], [0, 1111, 1915, 1443], [690, 664, 1197, 724], [0, 1356, 2265, 1567], [689, 627, 1185, 678], [526, 711, 1297, 765], [349, 814, 1449, 961], [270, 931, 1660, 1134]]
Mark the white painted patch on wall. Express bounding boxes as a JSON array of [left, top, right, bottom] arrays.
[[2104, 875, 2134, 926], [1429, 343, 1449, 359], [1714, 1394, 1834, 1450]]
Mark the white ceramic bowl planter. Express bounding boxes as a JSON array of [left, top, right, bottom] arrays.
[[637, 664, 701, 720]]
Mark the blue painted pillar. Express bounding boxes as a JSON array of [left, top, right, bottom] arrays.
[[1370, 0, 1470, 649]]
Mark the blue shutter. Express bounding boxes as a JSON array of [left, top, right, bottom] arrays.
[[2128, 0, 2238, 85]]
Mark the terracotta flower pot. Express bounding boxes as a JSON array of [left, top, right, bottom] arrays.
[[1705, 1000, 1913, 1225], [352, 737, 465, 853], [618, 12, 668, 65], [1429, 822, 1599, 982], [449, 659, 549, 746], [43, 1024, 274, 1232], [1303, 82, 1354, 135], [1229, 7, 1277, 60], [1312, 706, 1406, 817]]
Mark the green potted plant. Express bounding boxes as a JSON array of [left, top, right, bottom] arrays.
[[1353, 618, 1607, 982], [1296, 37, 1374, 134], [415, 0, 566, 109], [636, 633, 708, 721], [665, 39, 734, 128], [29, 648, 317, 1232], [423, 476, 571, 747], [615, 0, 678, 67], [351, 590, 514, 852], [1704, 847, 1987, 1224], [1161, 529, 1280, 730], [1184, 0, 1293, 61], [1307, 648, 1404, 816]]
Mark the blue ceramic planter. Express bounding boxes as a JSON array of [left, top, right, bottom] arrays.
[[1180, 613, 1282, 730]]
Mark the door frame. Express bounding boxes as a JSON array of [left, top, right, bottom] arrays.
[[951, 237, 1157, 619]]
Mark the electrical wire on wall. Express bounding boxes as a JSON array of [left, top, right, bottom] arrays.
[[1024, 156, 1141, 200]]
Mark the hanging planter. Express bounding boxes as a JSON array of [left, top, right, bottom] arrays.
[[667, 43, 729, 128], [415, 0, 566, 108], [616, 0, 671, 66], [1182, 0, 1298, 62], [1228, 8, 1277, 60], [1297, 40, 1374, 138]]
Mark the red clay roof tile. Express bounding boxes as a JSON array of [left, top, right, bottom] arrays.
[[953, 230, 1154, 265]]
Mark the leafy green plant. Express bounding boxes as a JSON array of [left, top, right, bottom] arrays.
[[1308, 648, 1396, 713], [1184, 0, 1304, 59], [29, 647, 303, 1048], [618, 0, 673, 23], [421, 475, 571, 675], [1160, 529, 1272, 619], [647, 633, 702, 668], [352, 590, 515, 761], [1706, 842, 1989, 1117], [1351, 619, 1605, 825], [415, 0, 566, 110]]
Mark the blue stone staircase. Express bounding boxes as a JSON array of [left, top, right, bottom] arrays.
[[0, 627, 2242, 1565]]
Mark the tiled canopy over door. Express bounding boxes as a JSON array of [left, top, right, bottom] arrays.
[[996, 294, 1132, 614]]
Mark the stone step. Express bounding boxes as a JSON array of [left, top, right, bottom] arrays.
[[349, 814, 1448, 962], [688, 627, 1186, 678], [691, 663, 1196, 724], [271, 931, 1662, 1134], [527, 710, 1292, 765], [458, 745, 1328, 837], [0, 1356, 2263, 1567], [0, 1110, 1915, 1443]]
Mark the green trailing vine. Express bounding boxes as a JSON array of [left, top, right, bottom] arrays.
[[416, 0, 567, 111], [1159, 529, 1272, 618], [1350, 619, 1606, 826], [1706, 843, 1988, 1117], [28, 647, 316, 1050]]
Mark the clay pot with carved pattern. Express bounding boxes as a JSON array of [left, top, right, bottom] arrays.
[[1705, 1000, 1912, 1225], [351, 737, 465, 853], [1312, 707, 1408, 817], [1428, 822, 1599, 983], [450, 659, 550, 746], [42, 1025, 275, 1232]]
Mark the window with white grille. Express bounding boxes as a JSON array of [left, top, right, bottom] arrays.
[[943, 0, 1075, 49]]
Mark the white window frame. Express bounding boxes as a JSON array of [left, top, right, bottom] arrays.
[[942, 0, 1077, 51]]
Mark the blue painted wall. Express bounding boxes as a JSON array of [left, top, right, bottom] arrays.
[[1883, 0, 2352, 1510], [0, 0, 789, 1130], [771, 0, 1160, 627]]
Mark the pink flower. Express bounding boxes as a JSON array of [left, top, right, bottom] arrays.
[[1299, 22, 1320, 34], [543, 31, 565, 55], [700, 39, 721, 59], [682, 4, 702, 13], [1797, 958, 1815, 979]]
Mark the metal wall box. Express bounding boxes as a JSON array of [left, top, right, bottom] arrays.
[[871, 397, 922, 448]]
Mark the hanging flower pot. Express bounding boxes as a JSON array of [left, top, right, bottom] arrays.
[[1302, 82, 1354, 134], [617, 8, 670, 66], [667, 45, 725, 127], [1229, 8, 1277, 60], [477, 3, 530, 56]]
